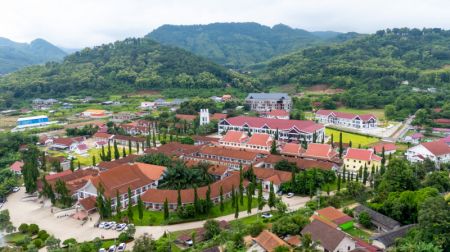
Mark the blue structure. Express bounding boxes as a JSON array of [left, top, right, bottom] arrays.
[[17, 115, 49, 127]]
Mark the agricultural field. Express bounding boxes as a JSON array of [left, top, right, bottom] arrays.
[[325, 128, 380, 147]]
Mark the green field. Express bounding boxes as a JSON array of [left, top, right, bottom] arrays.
[[73, 147, 133, 166], [345, 227, 371, 242], [325, 128, 379, 147]]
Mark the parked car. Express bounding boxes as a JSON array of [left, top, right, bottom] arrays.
[[261, 212, 273, 219], [117, 243, 126, 252], [98, 249, 106, 252], [116, 223, 126, 231], [107, 245, 116, 252], [277, 191, 283, 196], [287, 192, 294, 198], [103, 223, 112, 229], [185, 239, 193, 246], [98, 222, 106, 228], [12, 187, 20, 192]]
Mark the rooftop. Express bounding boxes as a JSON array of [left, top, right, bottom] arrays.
[[222, 116, 323, 133], [253, 230, 290, 252], [353, 205, 400, 230], [344, 148, 381, 162], [420, 140, 450, 156], [301, 220, 348, 252], [246, 93, 290, 100]]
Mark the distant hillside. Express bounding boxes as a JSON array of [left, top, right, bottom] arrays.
[[0, 38, 66, 74], [0, 37, 256, 108], [147, 22, 358, 68]]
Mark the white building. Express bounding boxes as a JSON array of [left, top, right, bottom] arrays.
[[245, 93, 292, 112], [315, 109, 377, 129], [199, 109, 210, 126], [405, 140, 450, 166]]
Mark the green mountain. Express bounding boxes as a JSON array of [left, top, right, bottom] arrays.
[[0, 38, 67, 74], [147, 22, 358, 68], [259, 28, 450, 111], [0, 37, 256, 108]]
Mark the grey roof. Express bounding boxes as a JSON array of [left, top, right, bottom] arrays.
[[354, 205, 401, 230], [301, 220, 346, 251], [246, 93, 290, 100], [372, 224, 416, 247]]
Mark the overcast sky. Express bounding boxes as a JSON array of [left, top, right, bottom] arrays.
[[2, 0, 450, 48]]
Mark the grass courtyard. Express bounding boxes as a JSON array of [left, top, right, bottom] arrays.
[[325, 128, 379, 147]]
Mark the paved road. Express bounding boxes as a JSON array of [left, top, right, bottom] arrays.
[[383, 115, 414, 142]]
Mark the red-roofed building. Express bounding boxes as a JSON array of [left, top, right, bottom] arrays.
[[218, 116, 324, 143], [434, 118, 450, 125], [9, 161, 24, 175], [51, 137, 85, 150], [280, 143, 304, 157], [185, 146, 260, 170], [406, 140, 450, 166], [344, 148, 382, 173], [74, 143, 89, 155], [120, 120, 153, 136], [258, 154, 339, 171], [219, 131, 248, 147], [303, 143, 338, 161], [262, 109, 290, 120], [371, 142, 397, 155], [218, 131, 273, 154], [315, 109, 377, 129], [244, 133, 273, 153], [313, 207, 354, 230], [252, 167, 292, 192], [176, 114, 197, 122], [249, 230, 290, 252]]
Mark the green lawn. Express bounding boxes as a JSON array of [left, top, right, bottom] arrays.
[[335, 107, 385, 121], [118, 196, 258, 226], [325, 128, 379, 147], [345, 226, 371, 242], [5, 232, 28, 243], [73, 146, 133, 166]]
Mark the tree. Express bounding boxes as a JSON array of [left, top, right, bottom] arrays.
[[116, 190, 122, 219], [137, 195, 144, 221], [128, 140, 132, 154], [270, 140, 278, 154], [417, 196, 450, 251], [338, 131, 343, 158], [337, 173, 342, 192], [219, 186, 224, 212], [275, 159, 297, 172], [132, 235, 156, 252], [45, 235, 61, 251], [257, 181, 264, 211], [92, 155, 96, 167], [330, 133, 334, 147], [122, 147, 126, 158], [40, 151, 46, 171], [191, 230, 197, 248], [136, 142, 140, 153], [231, 185, 235, 208], [203, 219, 221, 240], [206, 185, 213, 213], [22, 145, 40, 193], [107, 142, 112, 161], [234, 193, 239, 219], [295, 233, 320, 252], [96, 184, 105, 219], [274, 246, 290, 252], [127, 187, 133, 221], [358, 211, 372, 228], [41, 176, 55, 204], [193, 186, 200, 214], [362, 164, 368, 185], [268, 182, 276, 209], [422, 171, 450, 192], [113, 141, 120, 160], [239, 165, 244, 206], [247, 184, 253, 214], [70, 158, 75, 172], [55, 179, 71, 207], [177, 189, 182, 209], [163, 198, 169, 220], [377, 159, 418, 196]]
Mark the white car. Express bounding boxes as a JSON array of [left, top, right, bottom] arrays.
[[103, 223, 112, 229], [261, 212, 273, 219], [116, 223, 126, 231], [98, 249, 106, 252], [99, 222, 106, 228], [12, 187, 20, 192], [185, 239, 193, 246], [287, 192, 294, 198], [108, 245, 116, 252], [117, 243, 126, 252]]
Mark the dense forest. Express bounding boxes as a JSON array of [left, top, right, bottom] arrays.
[[147, 22, 360, 68], [258, 28, 450, 112], [0, 38, 66, 74], [0, 38, 257, 108]]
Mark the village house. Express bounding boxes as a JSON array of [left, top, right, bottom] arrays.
[[312, 207, 354, 230], [96, 154, 140, 171], [252, 167, 291, 192], [248, 230, 290, 252], [51, 137, 85, 151], [219, 131, 248, 147], [218, 131, 273, 154], [403, 132, 423, 144], [32, 98, 58, 110], [120, 120, 153, 135], [279, 143, 304, 157], [301, 220, 357, 252], [141, 172, 245, 210], [315, 109, 377, 129], [74, 143, 89, 155], [405, 140, 450, 166], [218, 116, 324, 143], [77, 162, 166, 209], [370, 142, 396, 155], [9, 161, 24, 175], [353, 205, 401, 233], [40, 169, 99, 198], [343, 148, 382, 174], [371, 225, 416, 250], [110, 112, 137, 123], [260, 109, 290, 120], [245, 93, 292, 112]]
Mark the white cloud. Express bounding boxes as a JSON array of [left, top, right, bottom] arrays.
[[1, 0, 450, 48]]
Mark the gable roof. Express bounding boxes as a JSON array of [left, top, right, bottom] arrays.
[[315, 207, 353, 225], [253, 230, 290, 252], [145, 142, 203, 157], [280, 143, 303, 156], [344, 148, 381, 162], [246, 93, 290, 100], [247, 133, 272, 147], [420, 140, 450, 156], [198, 146, 259, 161], [221, 130, 247, 143], [79, 196, 97, 211], [93, 132, 114, 139], [301, 220, 348, 252], [252, 167, 292, 185], [372, 224, 416, 248], [353, 205, 400, 230], [222, 116, 323, 133], [316, 109, 376, 122], [304, 143, 336, 159], [372, 143, 396, 153], [97, 154, 140, 170]]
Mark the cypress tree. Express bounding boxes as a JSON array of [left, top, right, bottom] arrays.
[[206, 185, 212, 213], [127, 187, 133, 221], [107, 141, 112, 161], [122, 147, 126, 158], [219, 186, 224, 213], [339, 131, 343, 158], [77, 160, 81, 170], [239, 165, 244, 206], [330, 133, 334, 147], [363, 164, 368, 185], [136, 142, 140, 153], [146, 135, 151, 148], [113, 141, 120, 160], [40, 151, 46, 171], [342, 167, 347, 183], [270, 140, 278, 154], [70, 158, 75, 172], [177, 189, 182, 209], [163, 198, 169, 220], [358, 167, 362, 179], [116, 190, 121, 219], [349, 140, 352, 148], [234, 194, 239, 219], [268, 182, 276, 209], [275, 128, 279, 140], [247, 184, 252, 214], [231, 185, 235, 208], [128, 140, 132, 154], [92, 155, 96, 167], [137, 195, 144, 221], [194, 186, 200, 214], [152, 131, 156, 147], [257, 181, 264, 211], [101, 145, 106, 161]]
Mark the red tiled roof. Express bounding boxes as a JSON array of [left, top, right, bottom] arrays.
[[221, 131, 247, 143], [145, 142, 203, 157], [79, 196, 97, 211], [77, 144, 88, 151], [141, 172, 244, 204], [285, 235, 302, 247], [91, 162, 166, 197], [253, 230, 290, 252], [97, 154, 140, 170], [316, 207, 353, 224], [304, 143, 336, 159], [316, 110, 376, 122], [93, 132, 114, 139], [252, 167, 292, 185], [176, 114, 197, 121], [211, 113, 227, 121], [372, 143, 396, 153], [344, 148, 380, 162], [44, 169, 99, 195], [53, 138, 76, 147], [421, 140, 450, 156], [266, 110, 289, 117], [9, 161, 24, 172], [434, 118, 450, 125], [280, 143, 303, 156], [355, 239, 382, 252], [262, 155, 336, 170], [199, 146, 259, 161], [45, 170, 73, 181], [247, 133, 272, 147], [222, 116, 323, 133]]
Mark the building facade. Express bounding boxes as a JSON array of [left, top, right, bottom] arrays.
[[245, 93, 292, 112], [315, 110, 377, 129]]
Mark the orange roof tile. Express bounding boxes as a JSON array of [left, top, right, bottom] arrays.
[[253, 230, 290, 252], [344, 148, 380, 162], [247, 133, 272, 147], [304, 143, 336, 159], [280, 143, 303, 156], [221, 131, 247, 143]]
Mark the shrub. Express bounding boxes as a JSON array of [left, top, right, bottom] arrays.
[[38, 230, 49, 241], [118, 232, 129, 243], [28, 224, 39, 235], [33, 238, 43, 248], [358, 211, 372, 228], [203, 220, 221, 240], [248, 221, 265, 237], [18, 223, 29, 233], [15, 235, 31, 247], [63, 238, 77, 246]]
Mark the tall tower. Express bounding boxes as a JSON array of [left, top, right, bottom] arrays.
[[200, 109, 210, 126]]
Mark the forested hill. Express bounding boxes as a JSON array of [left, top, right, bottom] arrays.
[[147, 22, 358, 68], [0, 38, 66, 74], [0, 37, 256, 108]]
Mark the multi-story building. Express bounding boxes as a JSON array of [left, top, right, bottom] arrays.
[[405, 140, 450, 166], [218, 116, 324, 143], [184, 146, 260, 170], [343, 148, 382, 173], [315, 110, 377, 129], [218, 131, 273, 154], [245, 93, 292, 112]]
